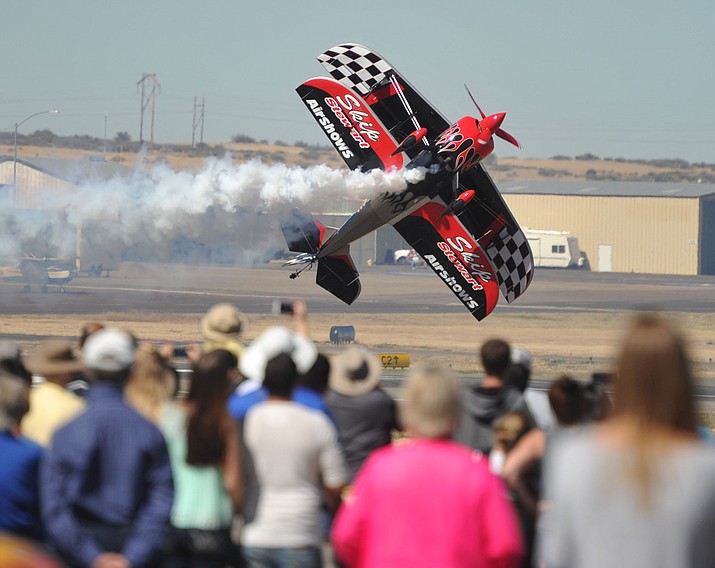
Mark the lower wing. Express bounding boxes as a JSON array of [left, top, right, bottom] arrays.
[[393, 201, 500, 321], [453, 166, 535, 303]]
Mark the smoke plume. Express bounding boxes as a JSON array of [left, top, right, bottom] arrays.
[[1, 155, 426, 264]]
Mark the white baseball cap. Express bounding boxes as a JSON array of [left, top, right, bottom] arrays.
[[510, 346, 532, 372], [82, 328, 137, 372], [239, 326, 317, 383]]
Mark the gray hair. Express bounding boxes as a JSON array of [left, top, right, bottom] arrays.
[[399, 366, 460, 439], [0, 373, 30, 431]]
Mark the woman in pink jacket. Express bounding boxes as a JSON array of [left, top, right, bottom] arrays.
[[331, 366, 524, 568]]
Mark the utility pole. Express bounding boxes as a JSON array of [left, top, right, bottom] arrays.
[[192, 96, 205, 148], [137, 73, 160, 148]]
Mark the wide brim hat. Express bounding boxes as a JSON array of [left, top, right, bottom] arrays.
[[26, 340, 84, 376], [200, 303, 248, 343], [329, 346, 382, 396]]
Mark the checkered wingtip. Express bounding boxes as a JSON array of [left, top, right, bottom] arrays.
[[317, 44, 394, 96], [485, 228, 534, 303]]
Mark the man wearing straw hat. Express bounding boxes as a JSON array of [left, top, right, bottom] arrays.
[[21, 340, 86, 447], [325, 346, 398, 482]]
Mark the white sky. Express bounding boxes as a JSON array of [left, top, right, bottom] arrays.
[[2, 0, 713, 163]]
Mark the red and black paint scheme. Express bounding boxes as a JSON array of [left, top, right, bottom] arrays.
[[391, 127, 427, 157], [296, 77, 403, 172], [394, 201, 500, 320], [439, 189, 476, 218], [282, 43, 534, 320]]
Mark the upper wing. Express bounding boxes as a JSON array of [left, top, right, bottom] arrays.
[[317, 43, 449, 160], [296, 77, 403, 172], [447, 167, 534, 303], [393, 200, 501, 321]]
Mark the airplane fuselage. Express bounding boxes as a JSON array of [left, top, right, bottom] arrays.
[[317, 150, 450, 258], [316, 111, 509, 259]]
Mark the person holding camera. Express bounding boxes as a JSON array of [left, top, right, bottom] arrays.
[[502, 376, 590, 567], [537, 313, 715, 568]]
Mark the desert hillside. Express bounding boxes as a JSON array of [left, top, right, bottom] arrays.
[[7, 142, 715, 183]]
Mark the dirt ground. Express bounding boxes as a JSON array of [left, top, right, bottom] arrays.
[[11, 143, 714, 182], [5, 305, 714, 381]]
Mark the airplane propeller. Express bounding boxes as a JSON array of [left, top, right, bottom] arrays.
[[464, 85, 521, 149]]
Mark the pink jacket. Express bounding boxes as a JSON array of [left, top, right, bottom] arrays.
[[332, 438, 523, 568]]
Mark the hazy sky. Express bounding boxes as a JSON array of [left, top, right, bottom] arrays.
[[3, 0, 713, 163]]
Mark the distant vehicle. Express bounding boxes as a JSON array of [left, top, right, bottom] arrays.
[[394, 249, 426, 267], [524, 229, 586, 269], [0, 255, 75, 293]]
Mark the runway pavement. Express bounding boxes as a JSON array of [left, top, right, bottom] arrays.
[[1, 261, 713, 317]]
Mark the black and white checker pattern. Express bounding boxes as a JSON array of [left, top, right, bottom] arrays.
[[317, 44, 394, 97], [485, 228, 534, 303]]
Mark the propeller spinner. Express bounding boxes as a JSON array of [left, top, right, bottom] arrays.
[[464, 85, 521, 149]]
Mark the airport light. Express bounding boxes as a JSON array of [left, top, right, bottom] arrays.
[[12, 109, 60, 207]]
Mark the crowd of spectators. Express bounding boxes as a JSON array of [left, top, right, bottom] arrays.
[[0, 306, 714, 568]]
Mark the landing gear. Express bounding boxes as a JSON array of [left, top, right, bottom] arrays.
[[289, 262, 314, 280], [282, 253, 317, 280]]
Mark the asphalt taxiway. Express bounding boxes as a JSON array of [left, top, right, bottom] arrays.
[[1, 262, 713, 317]]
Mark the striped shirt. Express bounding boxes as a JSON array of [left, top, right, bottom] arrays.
[[41, 382, 173, 567]]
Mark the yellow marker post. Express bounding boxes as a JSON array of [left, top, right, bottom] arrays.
[[377, 353, 410, 369]]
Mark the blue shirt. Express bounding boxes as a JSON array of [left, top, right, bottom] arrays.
[[41, 382, 174, 567], [0, 432, 44, 541], [229, 386, 335, 424]]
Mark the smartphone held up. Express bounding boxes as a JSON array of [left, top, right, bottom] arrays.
[[272, 300, 294, 316]]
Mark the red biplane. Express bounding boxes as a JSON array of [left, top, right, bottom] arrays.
[[282, 43, 534, 321]]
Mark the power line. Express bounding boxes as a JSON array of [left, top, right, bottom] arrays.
[[137, 73, 160, 148], [192, 96, 205, 147]]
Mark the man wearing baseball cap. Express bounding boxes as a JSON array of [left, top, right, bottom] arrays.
[[41, 328, 174, 568]]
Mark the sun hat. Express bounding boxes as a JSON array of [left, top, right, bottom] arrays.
[[82, 328, 137, 372], [26, 340, 83, 377], [200, 303, 248, 343], [329, 346, 382, 396], [239, 326, 317, 383]]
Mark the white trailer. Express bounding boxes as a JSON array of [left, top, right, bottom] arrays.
[[525, 229, 585, 268]]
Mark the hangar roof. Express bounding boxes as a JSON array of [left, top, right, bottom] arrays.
[[499, 179, 715, 198], [0, 155, 134, 183]]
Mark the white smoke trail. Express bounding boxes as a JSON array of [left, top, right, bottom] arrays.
[[1, 155, 426, 262]]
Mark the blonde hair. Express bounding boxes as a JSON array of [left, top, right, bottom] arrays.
[[614, 313, 695, 432], [400, 366, 460, 439], [124, 348, 176, 423], [493, 412, 530, 452], [613, 312, 697, 507]]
